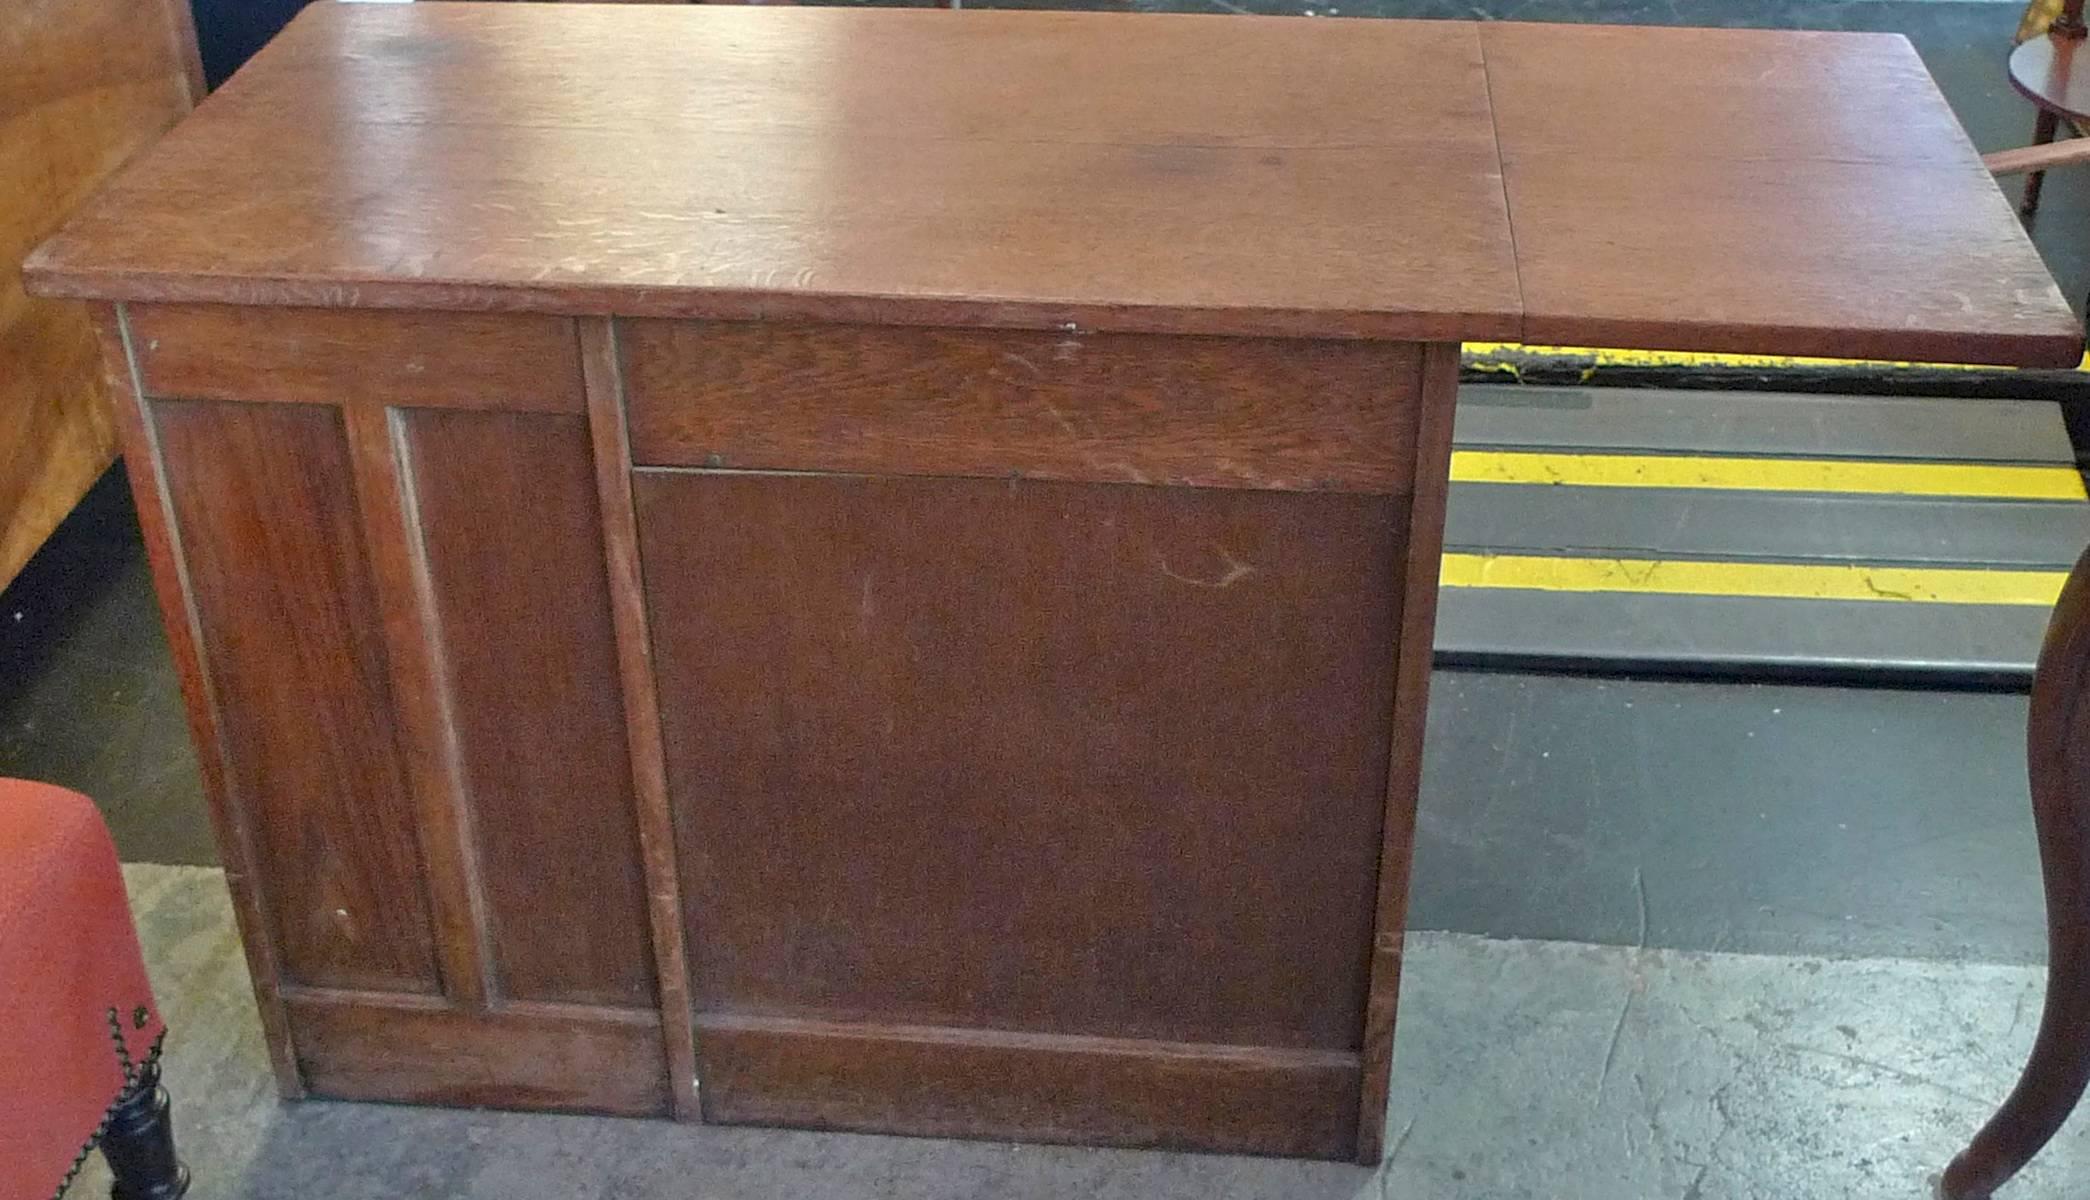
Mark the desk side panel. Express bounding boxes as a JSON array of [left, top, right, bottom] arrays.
[[128, 303, 667, 1111], [151, 397, 444, 994]]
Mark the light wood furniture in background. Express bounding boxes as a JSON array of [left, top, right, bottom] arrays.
[[1981, 0, 2090, 216], [23, 4, 2087, 1194], [2, 0, 201, 588]]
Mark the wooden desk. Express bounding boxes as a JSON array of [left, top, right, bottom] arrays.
[[23, 4, 2085, 1190]]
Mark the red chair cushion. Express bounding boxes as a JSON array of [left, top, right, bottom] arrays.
[[0, 780, 165, 1199]]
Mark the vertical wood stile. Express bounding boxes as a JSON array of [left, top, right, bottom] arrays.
[[100, 302, 304, 1095], [580, 317, 702, 1120], [1355, 340, 1463, 1162], [342, 403, 496, 1010]]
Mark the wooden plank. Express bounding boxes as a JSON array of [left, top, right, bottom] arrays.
[[1485, 25, 1981, 166], [286, 991, 670, 1117], [400, 406, 657, 1010], [127, 305, 584, 411], [24, 10, 2083, 366], [1480, 23, 2081, 367], [638, 471, 1399, 1107], [582, 318, 702, 1120], [152, 396, 441, 995], [1985, 138, 2090, 176], [623, 321, 1418, 492], [1356, 343, 1461, 1162], [24, 5, 1522, 342], [695, 1012, 1360, 1159], [0, 0, 197, 586], [342, 403, 495, 1011], [98, 304, 304, 1096]]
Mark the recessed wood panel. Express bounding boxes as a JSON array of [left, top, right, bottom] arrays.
[[152, 399, 438, 994], [695, 1013, 1360, 1158], [286, 992, 669, 1116], [639, 471, 1401, 1054], [401, 408, 655, 1008], [128, 304, 583, 411], [622, 321, 1418, 492]]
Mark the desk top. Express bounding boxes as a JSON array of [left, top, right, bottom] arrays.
[[25, 3, 2082, 366]]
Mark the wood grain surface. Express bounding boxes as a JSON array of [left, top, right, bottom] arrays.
[[401, 409, 656, 1009], [152, 399, 441, 995], [2, 0, 198, 586], [1481, 23, 2082, 366], [284, 992, 670, 1117], [623, 320, 1419, 491], [694, 1012, 1361, 1158], [343, 401, 497, 1011], [99, 304, 304, 1095], [582, 318, 702, 1120], [27, 6, 2077, 364], [1355, 343, 1461, 1161], [637, 469, 1402, 1152], [25, 3, 1520, 342], [129, 305, 584, 412]]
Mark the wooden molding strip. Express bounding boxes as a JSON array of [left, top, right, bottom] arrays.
[[694, 1011, 1360, 1158], [285, 990, 670, 1117], [342, 403, 498, 1009], [1356, 341, 1463, 1162], [1985, 138, 2090, 176], [581, 316, 702, 1122], [101, 302, 304, 1096]]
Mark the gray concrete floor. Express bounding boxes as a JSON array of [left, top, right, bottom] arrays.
[[61, 866, 2090, 1200]]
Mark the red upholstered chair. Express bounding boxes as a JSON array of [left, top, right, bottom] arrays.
[[1, 779, 187, 1200]]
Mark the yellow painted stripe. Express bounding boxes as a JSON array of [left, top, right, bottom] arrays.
[[1449, 451, 2088, 501], [1463, 341, 2090, 373], [1440, 553, 2066, 607]]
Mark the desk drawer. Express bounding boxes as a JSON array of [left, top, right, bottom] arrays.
[[621, 320, 1419, 493], [128, 304, 583, 412]]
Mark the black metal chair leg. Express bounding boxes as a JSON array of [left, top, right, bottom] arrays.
[[101, 1061, 189, 1200]]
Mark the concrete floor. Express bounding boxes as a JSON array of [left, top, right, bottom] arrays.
[[59, 866, 2090, 1199], [13, 0, 2090, 1194]]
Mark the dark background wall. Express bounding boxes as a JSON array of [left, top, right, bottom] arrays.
[[190, 0, 307, 88]]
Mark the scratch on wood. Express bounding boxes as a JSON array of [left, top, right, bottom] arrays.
[[1153, 545, 1255, 589]]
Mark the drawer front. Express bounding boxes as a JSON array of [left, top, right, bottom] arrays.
[[128, 304, 583, 412], [622, 320, 1419, 493]]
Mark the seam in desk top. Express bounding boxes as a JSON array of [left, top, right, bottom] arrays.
[[1473, 25, 1530, 347]]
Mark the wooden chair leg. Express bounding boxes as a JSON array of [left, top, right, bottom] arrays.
[[101, 1060, 189, 1200], [1939, 541, 2090, 1199], [2022, 108, 2062, 219]]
